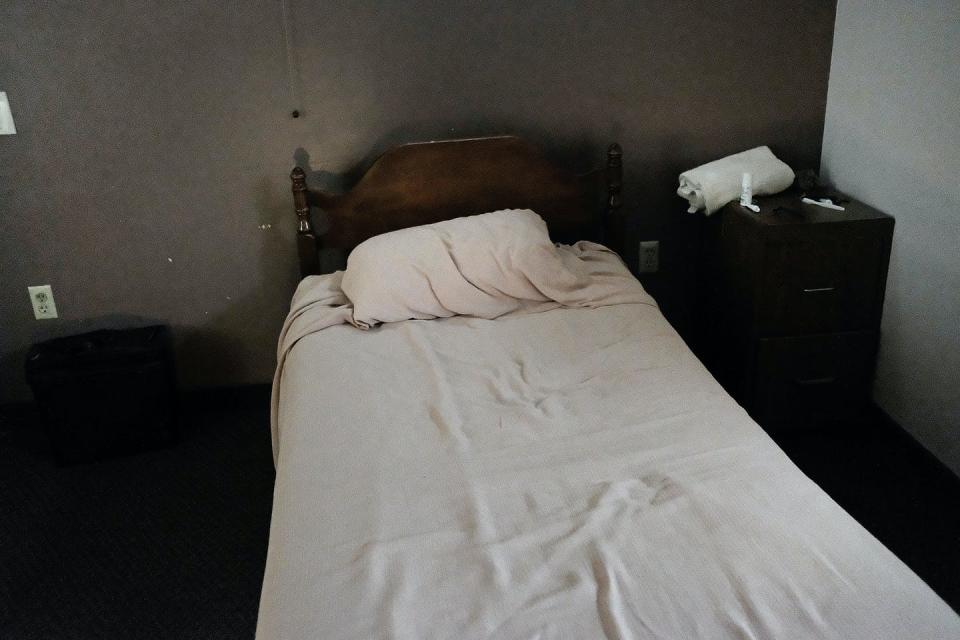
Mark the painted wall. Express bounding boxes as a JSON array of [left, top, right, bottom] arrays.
[[0, 1, 837, 402], [821, 0, 960, 474]]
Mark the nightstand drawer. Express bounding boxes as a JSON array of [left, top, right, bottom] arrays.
[[758, 233, 886, 335], [752, 332, 877, 425]]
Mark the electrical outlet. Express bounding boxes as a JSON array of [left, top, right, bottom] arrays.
[[28, 285, 58, 319], [638, 240, 659, 273]]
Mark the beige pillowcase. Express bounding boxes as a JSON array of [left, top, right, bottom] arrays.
[[341, 209, 587, 328]]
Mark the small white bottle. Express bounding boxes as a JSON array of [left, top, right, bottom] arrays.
[[740, 172, 753, 207], [740, 172, 760, 212]]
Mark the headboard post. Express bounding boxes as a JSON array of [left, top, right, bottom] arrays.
[[291, 167, 320, 277], [604, 143, 623, 244], [606, 143, 623, 214]]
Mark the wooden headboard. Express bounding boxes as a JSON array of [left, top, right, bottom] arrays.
[[290, 136, 622, 277]]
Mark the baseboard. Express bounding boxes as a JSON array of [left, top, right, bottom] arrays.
[[870, 403, 960, 482]]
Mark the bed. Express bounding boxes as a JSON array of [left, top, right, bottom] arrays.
[[258, 137, 959, 639]]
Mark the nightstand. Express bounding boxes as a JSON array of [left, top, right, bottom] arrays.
[[696, 193, 894, 429]]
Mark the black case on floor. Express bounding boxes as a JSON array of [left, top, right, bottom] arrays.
[[25, 325, 178, 464]]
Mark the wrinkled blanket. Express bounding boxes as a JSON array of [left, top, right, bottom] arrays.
[[260, 254, 958, 639], [271, 242, 654, 459]]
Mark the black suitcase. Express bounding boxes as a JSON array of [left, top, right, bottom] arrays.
[[25, 325, 178, 464]]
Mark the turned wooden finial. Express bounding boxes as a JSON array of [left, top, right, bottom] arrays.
[[291, 167, 312, 234], [291, 166, 320, 277], [606, 143, 623, 212]]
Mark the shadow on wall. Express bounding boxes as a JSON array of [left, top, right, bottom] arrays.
[[5, 314, 171, 402], [294, 121, 614, 198], [174, 173, 299, 391], [4, 163, 296, 403]]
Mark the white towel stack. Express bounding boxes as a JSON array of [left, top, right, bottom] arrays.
[[677, 146, 795, 215]]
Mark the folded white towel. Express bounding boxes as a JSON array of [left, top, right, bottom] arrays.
[[678, 146, 795, 215]]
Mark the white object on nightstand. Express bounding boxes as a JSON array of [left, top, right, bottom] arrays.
[[802, 197, 846, 211], [0, 92, 16, 135], [739, 173, 760, 212]]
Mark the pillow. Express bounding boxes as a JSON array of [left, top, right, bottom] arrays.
[[341, 209, 588, 328]]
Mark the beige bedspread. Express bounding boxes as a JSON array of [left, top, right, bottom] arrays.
[[259, 263, 958, 638]]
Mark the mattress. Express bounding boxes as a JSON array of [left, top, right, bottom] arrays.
[[257, 283, 959, 639]]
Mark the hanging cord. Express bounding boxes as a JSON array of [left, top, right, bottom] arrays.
[[280, 0, 302, 118]]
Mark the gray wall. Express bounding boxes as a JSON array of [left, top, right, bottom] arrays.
[[821, 0, 960, 475], [0, 1, 837, 402]]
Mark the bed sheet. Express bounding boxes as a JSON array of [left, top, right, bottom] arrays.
[[257, 300, 958, 639]]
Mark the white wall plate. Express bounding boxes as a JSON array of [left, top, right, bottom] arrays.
[[0, 92, 17, 135]]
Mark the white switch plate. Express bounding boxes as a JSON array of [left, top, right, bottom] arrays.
[[28, 285, 58, 319], [639, 240, 659, 273], [0, 92, 16, 135]]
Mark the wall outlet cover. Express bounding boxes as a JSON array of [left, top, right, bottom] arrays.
[[639, 240, 659, 273], [28, 285, 58, 319], [0, 92, 16, 135]]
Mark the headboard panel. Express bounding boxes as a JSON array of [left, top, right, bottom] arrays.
[[291, 136, 622, 277]]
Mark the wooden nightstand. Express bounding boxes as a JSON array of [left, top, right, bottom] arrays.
[[696, 193, 894, 429]]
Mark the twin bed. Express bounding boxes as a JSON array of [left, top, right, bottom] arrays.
[[257, 137, 958, 639]]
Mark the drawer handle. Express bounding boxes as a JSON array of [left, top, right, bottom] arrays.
[[802, 286, 836, 293], [794, 376, 837, 386]]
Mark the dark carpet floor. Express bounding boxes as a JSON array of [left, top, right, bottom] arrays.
[[771, 415, 960, 614], [0, 387, 276, 640], [1, 386, 957, 638]]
